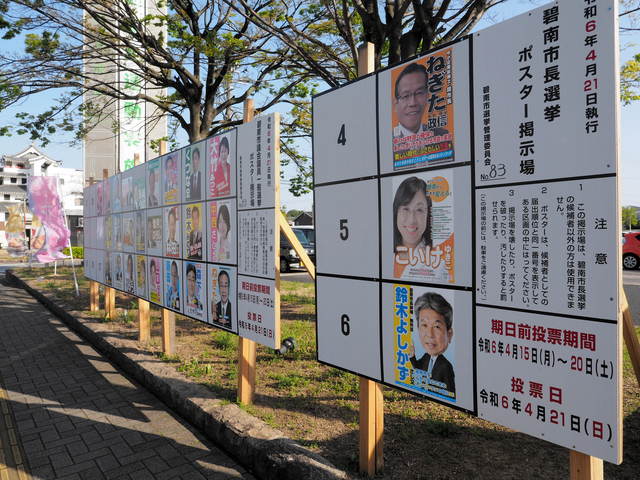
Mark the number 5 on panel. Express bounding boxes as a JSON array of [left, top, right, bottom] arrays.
[[315, 180, 379, 278]]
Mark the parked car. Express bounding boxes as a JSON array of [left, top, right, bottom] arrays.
[[293, 225, 315, 245], [280, 228, 315, 273], [623, 232, 640, 269]]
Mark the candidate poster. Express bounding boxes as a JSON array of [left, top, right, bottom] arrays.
[[122, 174, 133, 211], [135, 210, 146, 253], [164, 258, 182, 313], [96, 183, 103, 216], [124, 253, 136, 294], [208, 131, 235, 198], [209, 199, 234, 263], [185, 140, 205, 201], [123, 213, 134, 252], [133, 163, 147, 210], [383, 284, 473, 410], [147, 158, 161, 207], [96, 217, 104, 250], [163, 151, 180, 205], [104, 251, 113, 286], [114, 252, 124, 290], [113, 174, 122, 212], [164, 206, 181, 258], [185, 203, 203, 260], [148, 256, 162, 305], [114, 214, 123, 250], [146, 209, 163, 257], [105, 215, 113, 250], [208, 264, 235, 331], [184, 261, 205, 321], [104, 177, 111, 214], [136, 255, 147, 299]]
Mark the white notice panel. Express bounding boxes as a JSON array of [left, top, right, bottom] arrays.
[[472, 1, 618, 185], [237, 210, 276, 280], [476, 307, 619, 463], [476, 177, 618, 320], [237, 275, 278, 348], [317, 276, 381, 381]]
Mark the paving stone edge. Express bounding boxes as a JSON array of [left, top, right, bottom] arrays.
[[6, 270, 349, 480]]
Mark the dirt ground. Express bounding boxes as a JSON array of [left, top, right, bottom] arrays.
[[13, 267, 640, 479]]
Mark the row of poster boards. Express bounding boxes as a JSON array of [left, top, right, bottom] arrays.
[[313, 1, 622, 463], [83, 114, 282, 348]]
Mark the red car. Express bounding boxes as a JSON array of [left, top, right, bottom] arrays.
[[623, 232, 640, 269]]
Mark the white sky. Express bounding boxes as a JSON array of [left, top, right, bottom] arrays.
[[0, 0, 638, 212]]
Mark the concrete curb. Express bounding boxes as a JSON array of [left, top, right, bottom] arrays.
[[6, 270, 349, 480]]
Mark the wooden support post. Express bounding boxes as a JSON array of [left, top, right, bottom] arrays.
[[237, 337, 257, 404], [237, 98, 258, 405], [622, 288, 640, 386], [359, 378, 383, 474], [106, 286, 115, 320], [356, 41, 384, 475], [569, 450, 603, 480], [161, 309, 175, 355], [139, 300, 150, 341]]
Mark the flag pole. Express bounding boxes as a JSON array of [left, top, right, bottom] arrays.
[[56, 175, 79, 296]]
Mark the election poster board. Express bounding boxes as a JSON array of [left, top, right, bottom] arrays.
[[83, 114, 281, 349], [313, 0, 621, 463]]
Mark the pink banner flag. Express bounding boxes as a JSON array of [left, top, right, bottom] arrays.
[[27, 176, 70, 263]]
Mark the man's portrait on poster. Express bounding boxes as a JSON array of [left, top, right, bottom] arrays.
[[392, 55, 454, 170], [409, 291, 455, 398]]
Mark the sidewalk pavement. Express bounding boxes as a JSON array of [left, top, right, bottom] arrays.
[[0, 278, 256, 480]]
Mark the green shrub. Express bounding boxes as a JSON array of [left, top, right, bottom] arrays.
[[61, 246, 84, 258]]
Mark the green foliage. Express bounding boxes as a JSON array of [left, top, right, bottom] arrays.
[[62, 247, 84, 258], [623, 206, 639, 229], [621, 53, 640, 105]]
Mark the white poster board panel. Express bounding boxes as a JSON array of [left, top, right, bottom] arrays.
[[96, 217, 105, 250], [132, 162, 147, 210], [473, 1, 618, 185], [207, 129, 237, 199], [86, 217, 96, 249], [378, 39, 472, 175], [85, 184, 96, 217], [381, 167, 472, 287], [316, 276, 381, 381], [237, 209, 276, 279], [184, 260, 206, 322], [313, 76, 378, 184], [476, 177, 617, 320], [237, 114, 278, 210], [381, 283, 474, 410], [237, 275, 277, 348], [476, 306, 620, 463], [96, 250, 104, 284], [208, 264, 237, 332], [315, 179, 380, 278]]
